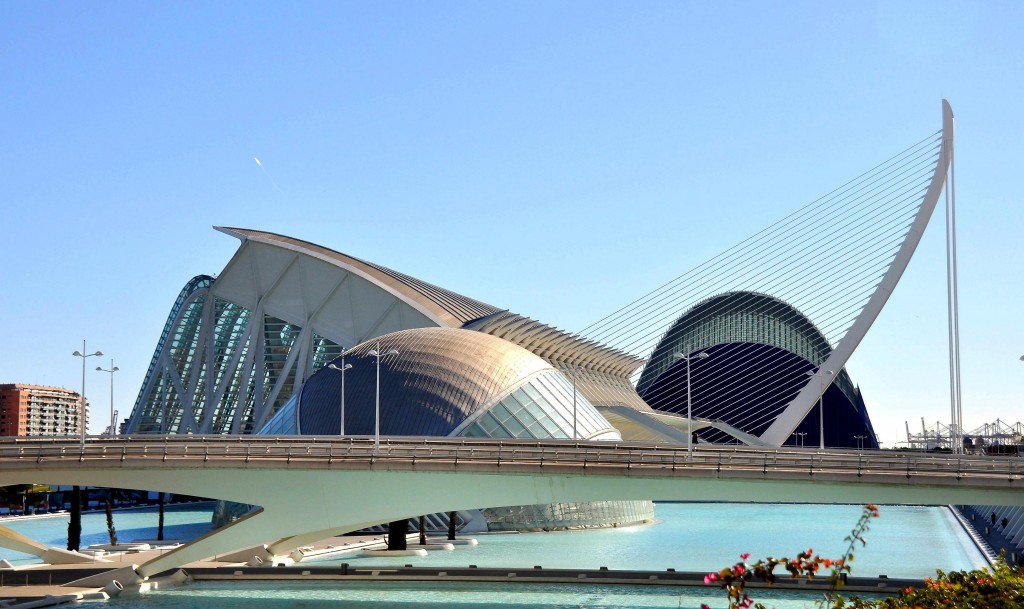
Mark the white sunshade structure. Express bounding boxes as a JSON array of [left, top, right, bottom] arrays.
[[125, 229, 648, 436]]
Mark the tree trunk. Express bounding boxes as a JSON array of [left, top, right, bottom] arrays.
[[447, 511, 457, 541], [105, 492, 118, 546], [387, 519, 407, 551], [67, 486, 81, 551], [418, 515, 426, 545], [157, 492, 165, 541]]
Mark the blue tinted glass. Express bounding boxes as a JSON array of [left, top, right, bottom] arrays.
[[489, 402, 514, 424], [502, 413, 528, 438], [257, 393, 298, 435], [463, 424, 487, 437], [521, 383, 542, 403], [477, 413, 511, 438]]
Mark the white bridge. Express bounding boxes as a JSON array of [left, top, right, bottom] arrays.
[[2, 435, 1022, 580]]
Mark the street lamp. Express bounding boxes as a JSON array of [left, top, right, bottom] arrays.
[[806, 369, 833, 450], [327, 354, 353, 436], [795, 432, 807, 448], [95, 359, 119, 436], [674, 350, 710, 460], [72, 340, 103, 447], [367, 340, 399, 454], [854, 435, 866, 450], [568, 364, 581, 440]]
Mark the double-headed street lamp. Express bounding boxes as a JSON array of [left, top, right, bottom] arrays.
[[95, 359, 119, 436], [327, 353, 353, 436], [854, 434, 867, 450], [806, 368, 833, 450], [673, 350, 709, 460], [72, 340, 103, 447], [367, 340, 399, 454], [795, 432, 807, 448]]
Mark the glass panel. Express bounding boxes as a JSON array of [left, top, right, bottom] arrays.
[[477, 413, 510, 438], [530, 377, 572, 432], [511, 389, 531, 408], [502, 413, 528, 438], [489, 403, 515, 425], [258, 393, 298, 435], [521, 382, 542, 402], [463, 424, 487, 438], [525, 418, 548, 436]]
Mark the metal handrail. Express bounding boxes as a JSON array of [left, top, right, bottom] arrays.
[[2, 436, 1022, 483]]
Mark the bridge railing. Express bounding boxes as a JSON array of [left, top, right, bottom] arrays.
[[1, 436, 1022, 484]]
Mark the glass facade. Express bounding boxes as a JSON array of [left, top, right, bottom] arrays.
[[258, 393, 298, 436], [127, 277, 346, 435], [483, 500, 654, 531], [459, 371, 619, 441]]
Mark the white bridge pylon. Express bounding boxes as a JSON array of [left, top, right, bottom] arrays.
[[1, 435, 1022, 578], [762, 100, 956, 445]]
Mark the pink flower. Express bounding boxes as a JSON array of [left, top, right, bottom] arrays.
[[740, 553, 750, 560], [704, 572, 718, 584], [701, 605, 711, 609]]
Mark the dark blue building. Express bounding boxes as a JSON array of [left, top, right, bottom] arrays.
[[636, 292, 879, 449]]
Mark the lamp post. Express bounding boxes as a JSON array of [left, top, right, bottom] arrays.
[[160, 381, 167, 434], [806, 369, 833, 450], [795, 432, 807, 448], [568, 364, 580, 440], [854, 435, 866, 450], [367, 340, 399, 454], [327, 354, 353, 436], [95, 359, 119, 436], [674, 350, 710, 460], [72, 340, 103, 447]]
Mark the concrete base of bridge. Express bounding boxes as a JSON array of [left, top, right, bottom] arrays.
[[0, 524, 113, 565], [67, 565, 143, 589], [215, 544, 273, 565], [63, 565, 193, 599]]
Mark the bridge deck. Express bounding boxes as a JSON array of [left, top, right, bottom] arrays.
[[1, 436, 1022, 489]]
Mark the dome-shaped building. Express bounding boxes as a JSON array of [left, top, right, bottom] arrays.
[[258, 327, 651, 531], [264, 327, 622, 441], [637, 292, 878, 449]]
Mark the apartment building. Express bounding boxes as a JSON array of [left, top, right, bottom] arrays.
[[0, 384, 87, 437]]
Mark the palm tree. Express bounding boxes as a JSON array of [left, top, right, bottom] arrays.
[[104, 489, 118, 546], [67, 486, 81, 551], [157, 492, 165, 541]]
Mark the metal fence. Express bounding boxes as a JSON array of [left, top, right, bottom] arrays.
[[1, 436, 1022, 487]]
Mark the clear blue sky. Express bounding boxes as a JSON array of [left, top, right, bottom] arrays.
[[2, 1, 1021, 444]]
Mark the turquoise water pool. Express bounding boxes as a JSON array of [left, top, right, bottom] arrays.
[[85, 580, 883, 609], [1, 503, 985, 607], [311, 503, 985, 579], [0, 503, 214, 566]]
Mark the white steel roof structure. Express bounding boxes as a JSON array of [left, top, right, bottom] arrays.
[[125, 228, 647, 436]]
